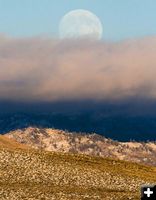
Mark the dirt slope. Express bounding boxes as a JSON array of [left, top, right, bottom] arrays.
[[0, 147, 156, 200], [0, 135, 28, 150]]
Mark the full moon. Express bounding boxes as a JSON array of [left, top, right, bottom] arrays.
[[59, 9, 103, 40]]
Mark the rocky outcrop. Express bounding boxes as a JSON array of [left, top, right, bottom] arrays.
[[5, 127, 156, 166]]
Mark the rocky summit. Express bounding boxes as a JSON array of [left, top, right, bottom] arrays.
[[4, 127, 156, 166]]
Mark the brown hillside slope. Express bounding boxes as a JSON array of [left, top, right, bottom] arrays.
[[0, 147, 156, 200], [0, 135, 28, 150]]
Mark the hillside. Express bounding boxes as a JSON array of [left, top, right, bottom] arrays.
[[0, 145, 156, 200], [0, 135, 28, 150], [5, 127, 156, 166]]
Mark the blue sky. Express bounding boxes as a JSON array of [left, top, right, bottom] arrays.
[[0, 0, 156, 41]]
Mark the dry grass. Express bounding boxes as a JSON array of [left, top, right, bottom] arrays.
[[0, 135, 28, 150], [0, 144, 156, 200]]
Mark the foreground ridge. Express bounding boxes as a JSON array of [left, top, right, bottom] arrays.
[[0, 146, 156, 200], [4, 127, 156, 166]]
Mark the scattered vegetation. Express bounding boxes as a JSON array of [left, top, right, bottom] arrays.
[[5, 127, 156, 166], [0, 141, 156, 199]]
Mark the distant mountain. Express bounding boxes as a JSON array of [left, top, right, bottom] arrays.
[[5, 127, 156, 166], [1, 111, 156, 141]]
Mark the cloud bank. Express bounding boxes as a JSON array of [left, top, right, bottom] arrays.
[[0, 35, 156, 102]]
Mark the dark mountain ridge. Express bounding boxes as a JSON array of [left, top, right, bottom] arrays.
[[0, 99, 156, 141]]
